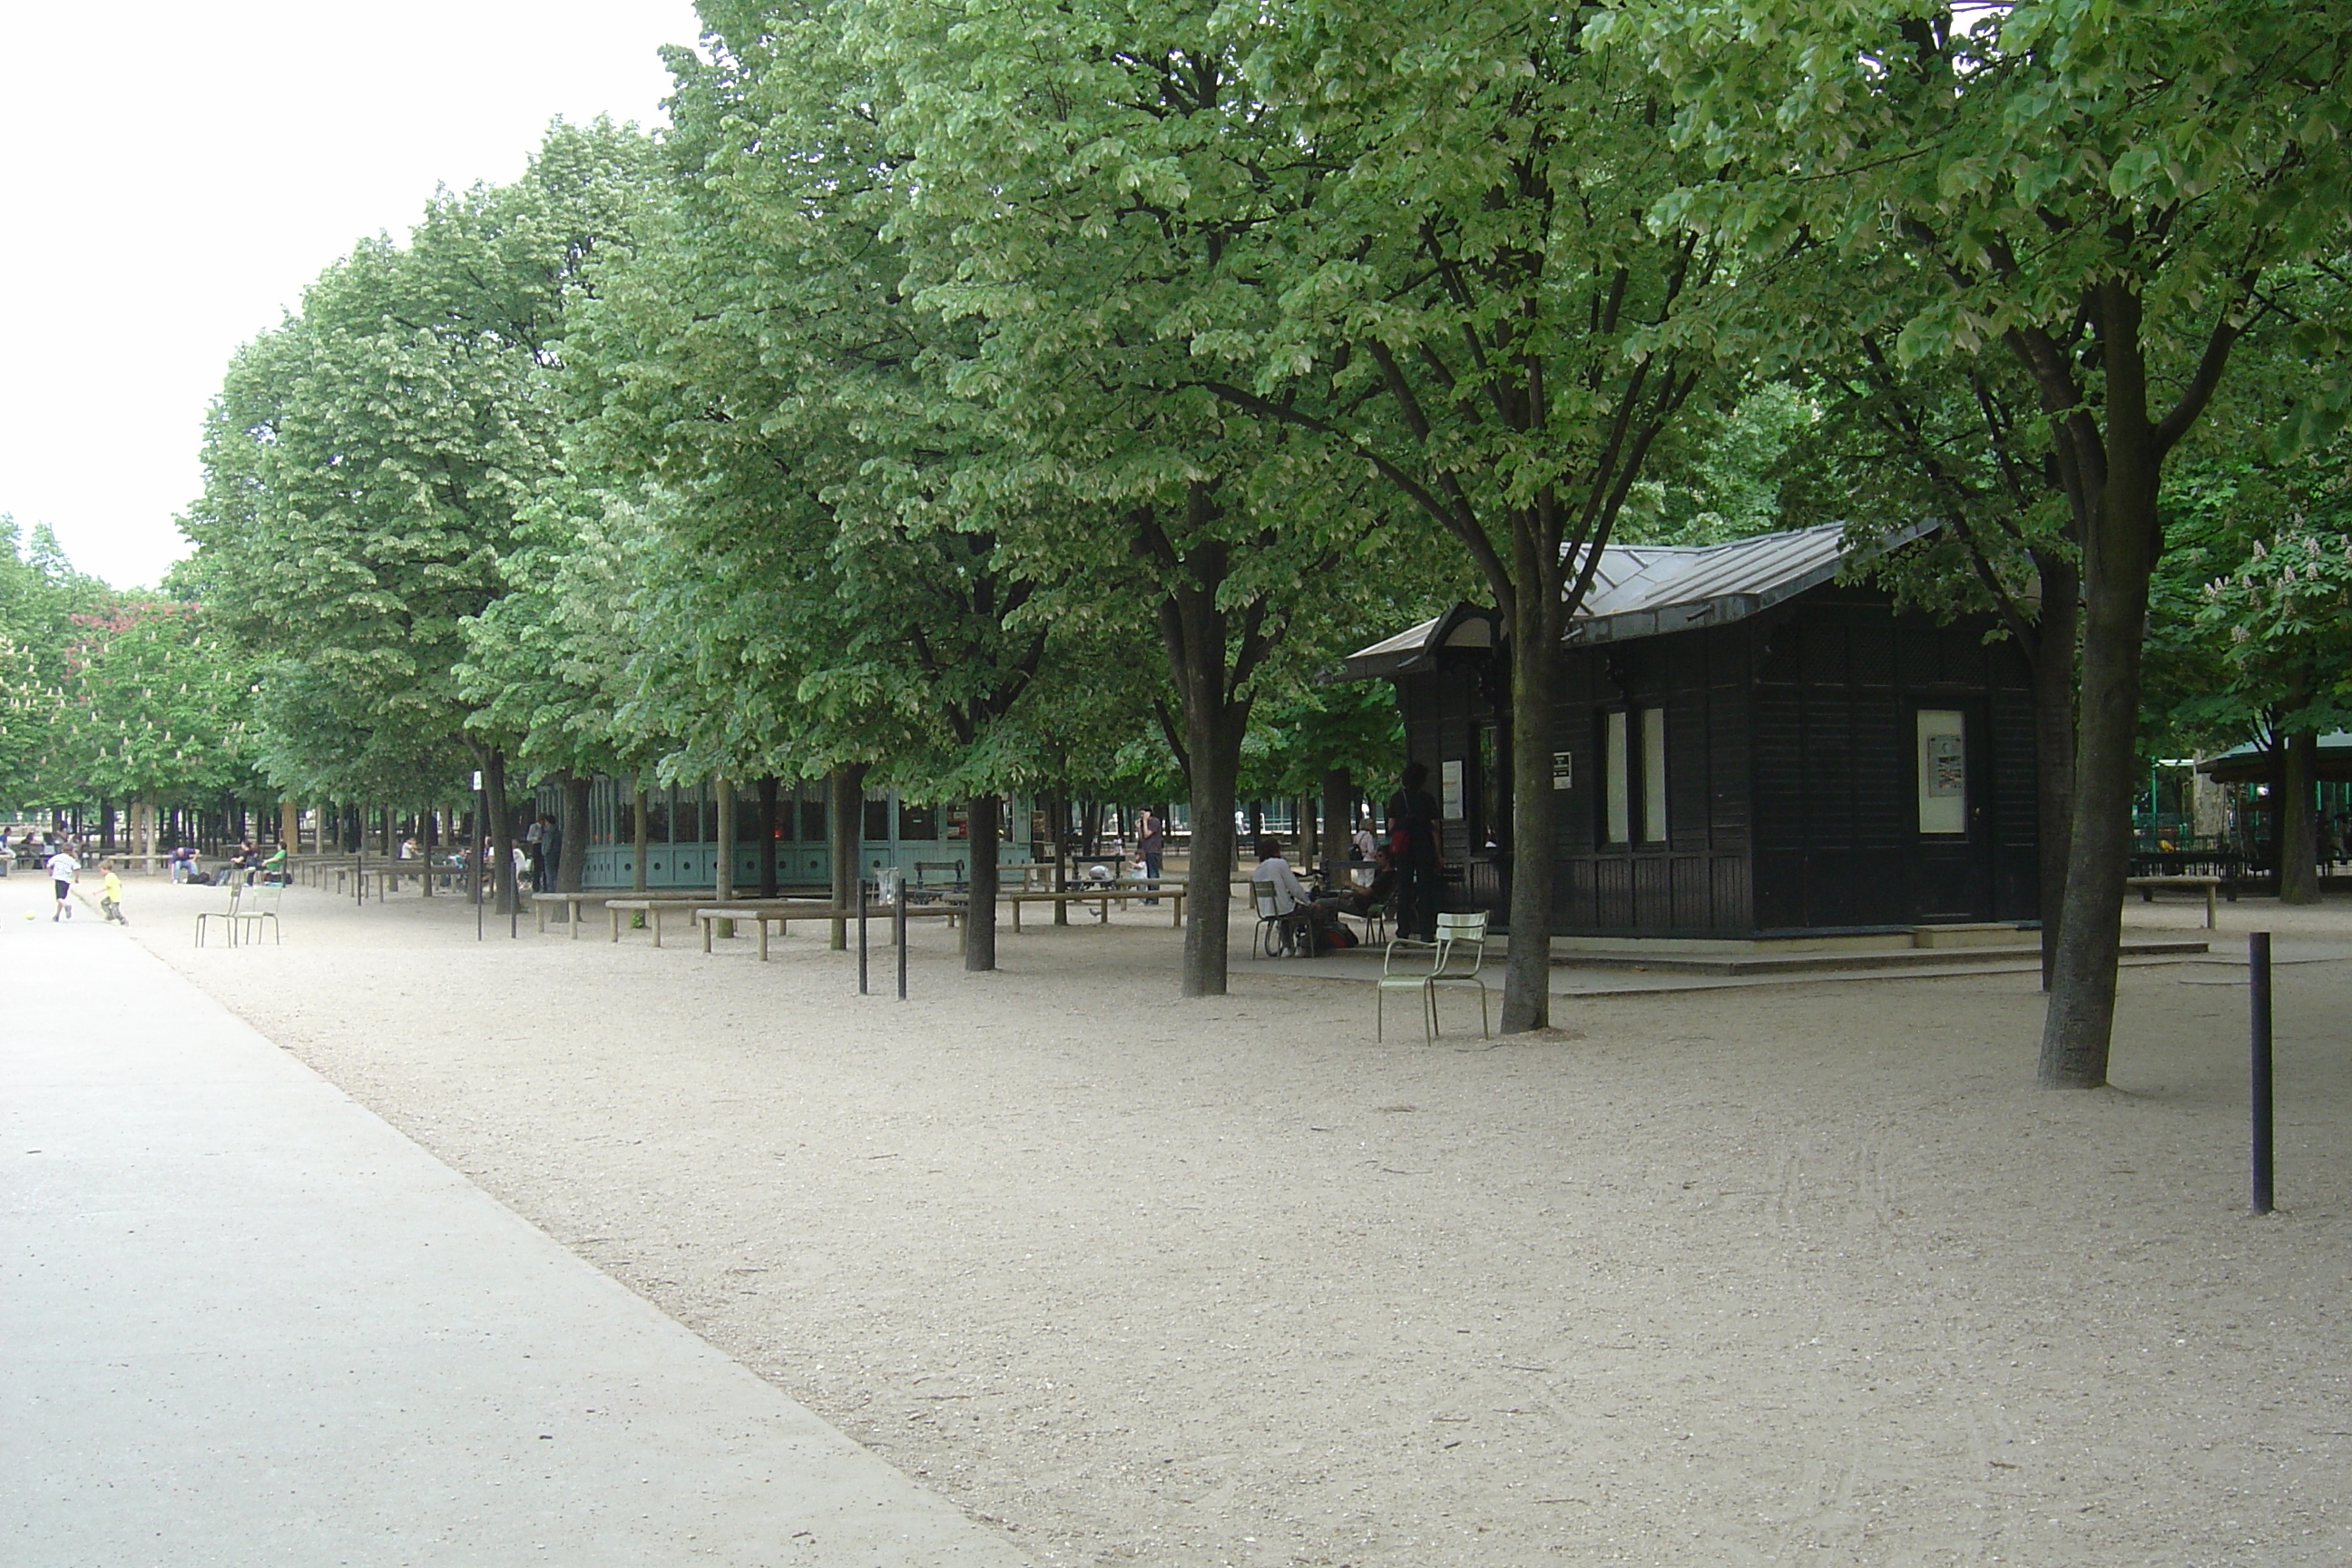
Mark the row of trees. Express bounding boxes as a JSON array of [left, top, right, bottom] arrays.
[[0, 518, 269, 845], [132, 1, 2351, 1088]]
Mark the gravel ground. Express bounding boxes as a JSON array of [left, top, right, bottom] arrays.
[[102, 878, 2352, 1566]]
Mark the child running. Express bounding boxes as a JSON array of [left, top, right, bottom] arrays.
[[45, 842, 80, 921], [98, 859, 129, 925]]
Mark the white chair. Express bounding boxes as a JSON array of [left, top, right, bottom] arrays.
[[194, 885, 243, 948], [1376, 910, 1491, 1043], [240, 880, 285, 945]]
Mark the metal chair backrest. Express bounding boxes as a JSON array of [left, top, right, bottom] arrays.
[[1251, 879, 1280, 919], [1431, 910, 1488, 975]]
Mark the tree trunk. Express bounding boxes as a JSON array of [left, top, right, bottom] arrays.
[[631, 783, 650, 893], [828, 762, 868, 950], [480, 747, 518, 916], [2031, 554, 2080, 989], [1182, 731, 1242, 994], [1501, 605, 1556, 1032], [2039, 438, 2161, 1086], [1322, 769, 1354, 868], [965, 793, 1001, 971], [1160, 581, 1257, 995], [1050, 788, 1070, 925], [757, 776, 780, 898], [2279, 727, 2320, 904], [714, 774, 735, 902], [557, 774, 589, 896]]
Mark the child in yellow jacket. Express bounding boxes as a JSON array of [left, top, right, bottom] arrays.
[[98, 860, 129, 925]]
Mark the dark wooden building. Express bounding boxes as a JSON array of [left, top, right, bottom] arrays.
[[1346, 524, 2040, 938]]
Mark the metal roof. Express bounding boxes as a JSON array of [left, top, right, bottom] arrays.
[[1343, 520, 1932, 676], [2199, 731, 2352, 780], [1338, 603, 1498, 681]]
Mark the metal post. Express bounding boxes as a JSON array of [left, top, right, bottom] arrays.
[[2250, 930, 2274, 1215], [896, 893, 907, 1000], [858, 880, 869, 995], [474, 779, 485, 942], [356, 841, 365, 906]]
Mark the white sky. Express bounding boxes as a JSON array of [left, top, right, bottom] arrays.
[[0, 1, 703, 591]]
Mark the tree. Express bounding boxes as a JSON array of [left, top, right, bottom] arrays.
[[1614, 0, 2352, 1085], [2145, 447, 2352, 899], [65, 602, 265, 853], [871, 0, 1418, 995], [568, 22, 1083, 966], [184, 120, 657, 908], [1191, 1, 1720, 1028]]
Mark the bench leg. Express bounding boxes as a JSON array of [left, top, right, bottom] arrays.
[[1012, 901, 1022, 934], [651, 910, 663, 947], [571, 905, 581, 940], [760, 922, 770, 962], [611, 906, 622, 941], [702, 916, 713, 954], [2206, 887, 2217, 930]]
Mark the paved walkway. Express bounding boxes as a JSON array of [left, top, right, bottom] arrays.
[[0, 875, 1029, 1567]]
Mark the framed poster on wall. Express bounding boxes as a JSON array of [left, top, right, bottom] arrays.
[[1916, 710, 1967, 834], [1441, 759, 1465, 819]]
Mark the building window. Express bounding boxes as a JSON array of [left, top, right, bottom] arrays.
[[863, 794, 892, 842], [1602, 708, 1669, 846], [898, 803, 939, 840], [1604, 710, 1632, 845], [1642, 707, 1669, 844], [1917, 710, 1967, 835], [799, 797, 828, 843]]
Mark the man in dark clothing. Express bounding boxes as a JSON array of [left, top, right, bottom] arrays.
[[1387, 761, 1443, 941]]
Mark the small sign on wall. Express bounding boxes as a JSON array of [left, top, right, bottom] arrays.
[[1441, 759, 1465, 819], [1552, 750, 1573, 790]]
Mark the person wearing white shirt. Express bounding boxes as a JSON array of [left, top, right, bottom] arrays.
[[45, 848, 80, 921], [1253, 836, 1331, 953]]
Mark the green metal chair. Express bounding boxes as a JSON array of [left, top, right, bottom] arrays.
[[238, 879, 284, 945], [194, 884, 244, 948], [1376, 910, 1491, 1043], [1251, 879, 1314, 958]]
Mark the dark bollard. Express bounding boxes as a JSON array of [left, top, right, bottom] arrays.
[[2250, 931, 2274, 1215], [896, 894, 908, 1000], [858, 881, 869, 995]]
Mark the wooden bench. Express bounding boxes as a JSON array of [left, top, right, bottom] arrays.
[[1006, 885, 1185, 932], [2127, 874, 2224, 929], [604, 897, 727, 946], [533, 891, 644, 936], [693, 900, 965, 960]]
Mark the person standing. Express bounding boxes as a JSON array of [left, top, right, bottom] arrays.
[[1135, 808, 1164, 905], [1387, 761, 1443, 942], [45, 842, 80, 921], [535, 813, 561, 892]]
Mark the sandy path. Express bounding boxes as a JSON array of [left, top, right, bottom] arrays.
[[107, 880, 2352, 1565]]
